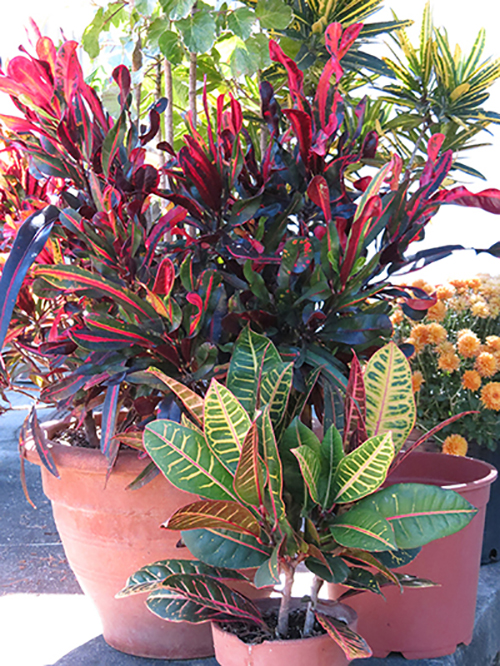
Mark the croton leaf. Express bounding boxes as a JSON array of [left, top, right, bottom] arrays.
[[100, 382, 121, 468], [182, 528, 272, 569], [116, 559, 246, 597], [375, 547, 421, 569], [331, 432, 394, 504], [364, 342, 416, 453], [258, 362, 293, 430], [316, 612, 372, 660], [233, 421, 265, 507], [253, 539, 281, 588], [305, 554, 350, 584], [343, 352, 367, 451], [258, 408, 286, 525], [356, 483, 478, 549], [330, 506, 397, 551], [144, 420, 236, 501], [204, 379, 251, 475], [163, 499, 261, 538], [145, 368, 204, 425], [146, 574, 267, 627], [0, 206, 58, 351]]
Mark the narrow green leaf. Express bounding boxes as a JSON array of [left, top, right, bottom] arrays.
[[182, 528, 272, 569], [253, 541, 281, 588], [259, 408, 286, 524]]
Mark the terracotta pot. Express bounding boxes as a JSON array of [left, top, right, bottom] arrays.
[[212, 598, 356, 666], [26, 421, 214, 659], [328, 451, 498, 659]]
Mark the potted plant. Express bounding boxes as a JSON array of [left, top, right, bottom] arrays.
[[119, 328, 479, 665], [392, 274, 500, 564], [1, 12, 500, 661]]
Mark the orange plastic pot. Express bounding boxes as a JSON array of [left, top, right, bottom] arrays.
[[26, 422, 214, 659], [212, 599, 356, 666], [329, 451, 497, 659]]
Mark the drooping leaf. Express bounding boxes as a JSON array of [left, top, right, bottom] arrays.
[[331, 432, 394, 504], [375, 547, 421, 569], [164, 499, 261, 538], [101, 382, 121, 468], [364, 342, 416, 453], [355, 483, 478, 549], [182, 528, 272, 569], [305, 554, 350, 584], [316, 612, 372, 660], [23, 406, 59, 478], [144, 420, 236, 501], [146, 574, 267, 627]]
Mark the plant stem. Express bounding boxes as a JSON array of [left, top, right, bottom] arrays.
[[303, 575, 323, 637], [83, 411, 100, 449], [189, 51, 197, 126], [277, 561, 295, 638], [164, 58, 174, 146]]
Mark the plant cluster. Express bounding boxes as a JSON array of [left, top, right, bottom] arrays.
[[392, 274, 500, 450], [119, 329, 476, 658]]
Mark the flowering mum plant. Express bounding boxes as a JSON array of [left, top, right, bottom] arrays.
[[392, 275, 500, 451]]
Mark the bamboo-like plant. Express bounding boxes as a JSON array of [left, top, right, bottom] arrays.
[[119, 328, 477, 658]]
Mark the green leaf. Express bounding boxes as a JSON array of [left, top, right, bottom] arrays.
[[158, 30, 186, 65], [356, 483, 478, 549], [164, 499, 261, 537], [102, 111, 126, 177], [318, 425, 344, 509], [204, 379, 251, 475], [253, 540, 281, 588], [182, 528, 272, 569], [330, 507, 397, 552], [227, 7, 255, 40], [255, 0, 292, 30], [316, 612, 372, 660], [167, 0, 196, 20], [292, 445, 321, 503], [116, 559, 246, 597], [178, 8, 217, 54], [259, 408, 286, 524], [375, 547, 422, 569], [144, 420, 236, 501], [331, 432, 394, 504], [259, 362, 293, 430], [364, 342, 416, 453], [146, 574, 266, 626], [227, 327, 281, 417], [305, 554, 349, 584], [342, 566, 383, 595], [245, 34, 271, 70]]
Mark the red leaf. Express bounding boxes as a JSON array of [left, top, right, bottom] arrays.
[[435, 186, 500, 214], [283, 109, 311, 168], [153, 257, 175, 296], [427, 133, 445, 161], [179, 139, 222, 211], [36, 37, 57, 75], [340, 196, 383, 284], [187, 293, 204, 336], [112, 65, 131, 108], [343, 352, 367, 451], [338, 23, 364, 59], [269, 40, 304, 103], [308, 175, 332, 223], [54, 41, 85, 106], [324, 23, 342, 56]]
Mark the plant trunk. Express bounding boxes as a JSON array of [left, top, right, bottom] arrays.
[[84, 410, 100, 449], [132, 36, 143, 130], [303, 575, 323, 637], [189, 51, 197, 126], [277, 561, 295, 638]]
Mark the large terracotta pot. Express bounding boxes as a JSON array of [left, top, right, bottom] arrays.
[[329, 451, 497, 659], [26, 421, 214, 659], [212, 598, 356, 666]]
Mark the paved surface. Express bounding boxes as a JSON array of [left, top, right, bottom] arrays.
[[1, 391, 499, 666]]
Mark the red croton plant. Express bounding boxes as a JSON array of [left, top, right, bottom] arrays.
[[0, 22, 499, 482]]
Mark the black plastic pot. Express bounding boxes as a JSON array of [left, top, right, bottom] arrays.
[[467, 441, 500, 564]]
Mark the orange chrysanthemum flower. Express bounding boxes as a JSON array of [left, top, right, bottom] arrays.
[[449, 278, 467, 291], [457, 328, 473, 339], [436, 284, 456, 300], [471, 301, 489, 318], [410, 323, 430, 345], [412, 371, 424, 392], [390, 308, 403, 326], [461, 370, 481, 391], [438, 352, 460, 372], [457, 332, 481, 358], [427, 300, 447, 321], [480, 382, 500, 411], [437, 341, 455, 356], [442, 434, 468, 456], [412, 278, 434, 294], [486, 336, 500, 352], [474, 352, 498, 378], [427, 323, 447, 345], [466, 278, 481, 291]]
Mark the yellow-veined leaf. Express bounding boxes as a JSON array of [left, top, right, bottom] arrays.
[[233, 421, 266, 507], [146, 368, 204, 425], [164, 499, 261, 538]]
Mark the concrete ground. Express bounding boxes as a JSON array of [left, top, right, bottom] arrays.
[[1, 392, 499, 666]]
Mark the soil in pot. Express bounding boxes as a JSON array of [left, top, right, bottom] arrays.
[[212, 599, 356, 666]]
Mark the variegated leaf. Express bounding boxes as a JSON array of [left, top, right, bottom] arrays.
[[144, 420, 236, 501], [164, 499, 261, 538], [233, 421, 265, 507], [343, 352, 367, 451], [182, 528, 272, 569], [146, 574, 267, 627], [331, 432, 394, 504], [259, 408, 286, 525], [292, 445, 321, 503], [319, 425, 344, 509], [146, 368, 204, 425], [259, 362, 293, 429], [227, 327, 281, 416], [316, 612, 372, 660], [340, 550, 400, 588], [364, 342, 416, 453], [204, 379, 251, 475], [305, 553, 350, 584], [331, 506, 397, 551], [253, 539, 282, 588], [116, 559, 246, 598]]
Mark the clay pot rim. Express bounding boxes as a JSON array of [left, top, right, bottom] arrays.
[[24, 419, 148, 475], [393, 451, 498, 492]]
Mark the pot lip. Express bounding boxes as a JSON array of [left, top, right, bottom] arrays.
[[395, 451, 498, 491], [211, 597, 357, 647], [23, 418, 148, 474]]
